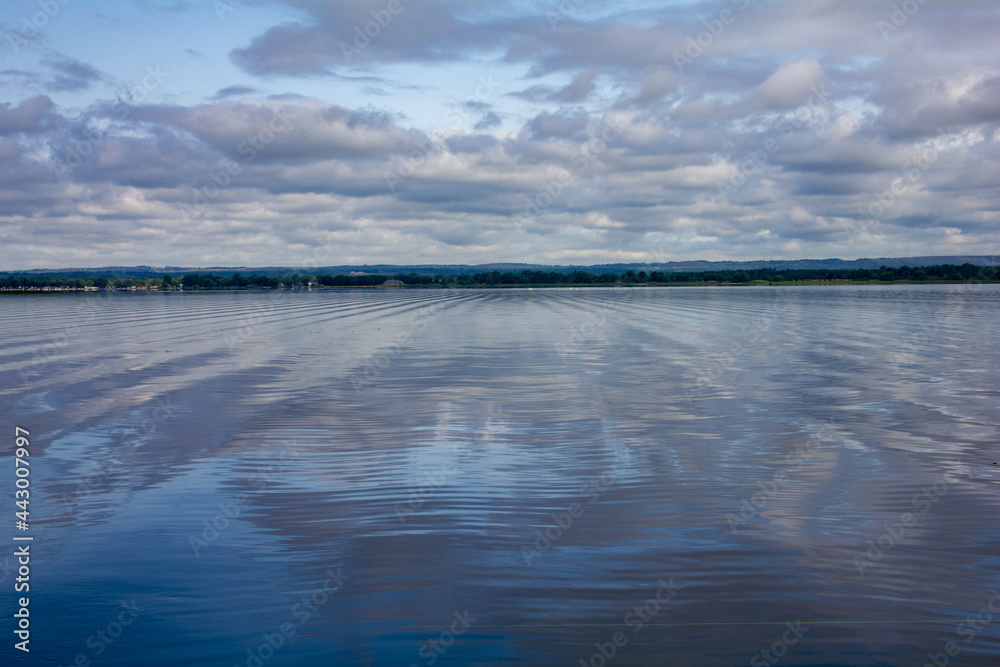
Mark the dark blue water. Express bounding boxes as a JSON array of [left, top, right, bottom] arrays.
[[1, 285, 999, 665]]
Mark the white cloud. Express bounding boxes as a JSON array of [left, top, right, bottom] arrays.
[[755, 58, 825, 110]]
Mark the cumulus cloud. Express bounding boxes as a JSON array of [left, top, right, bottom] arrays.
[[2, 0, 1000, 268], [527, 107, 590, 140], [0, 96, 61, 134]]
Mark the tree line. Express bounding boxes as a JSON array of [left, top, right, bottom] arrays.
[[2, 263, 996, 290]]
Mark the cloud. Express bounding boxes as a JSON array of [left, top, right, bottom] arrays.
[[629, 67, 680, 105], [230, 22, 339, 77], [43, 55, 104, 92], [527, 107, 590, 140], [4, 0, 1000, 268], [132, 99, 425, 162], [755, 58, 826, 110], [552, 69, 598, 102], [228, 1, 514, 76], [0, 95, 61, 134], [474, 112, 502, 131], [512, 69, 599, 104], [212, 85, 259, 100]]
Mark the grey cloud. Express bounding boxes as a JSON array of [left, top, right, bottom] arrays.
[[6, 1, 1000, 267], [512, 69, 599, 104], [628, 67, 680, 105], [229, 1, 515, 76], [212, 85, 259, 100], [0, 95, 61, 134], [527, 107, 589, 140], [754, 58, 826, 110], [43, 55, 104, 92], [873, 71, 1000, 140], [446, 134, 499, 154], [132, 100, 425, 162], [509, 83, 559, 103], [473, 112, 502, 130], [230, 22, 339, 77], [552, 69, 598, 102]]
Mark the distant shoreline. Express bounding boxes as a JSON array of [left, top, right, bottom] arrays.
[[3, 279, 997, 294]]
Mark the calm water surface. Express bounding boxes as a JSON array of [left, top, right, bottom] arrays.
[[1, 285, 998, 666]]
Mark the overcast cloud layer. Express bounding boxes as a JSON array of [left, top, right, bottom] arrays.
[[1, 0, 999, 268]]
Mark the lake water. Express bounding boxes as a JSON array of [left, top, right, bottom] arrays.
[[2, 285, 999, 666]]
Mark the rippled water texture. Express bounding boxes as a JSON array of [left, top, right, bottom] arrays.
[[1, 285, 999, 666]]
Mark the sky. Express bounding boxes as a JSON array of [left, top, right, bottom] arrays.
[[0, 0, 998, 269]]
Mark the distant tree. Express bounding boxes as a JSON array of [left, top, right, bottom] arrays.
[[732, 271, 750, 283]]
